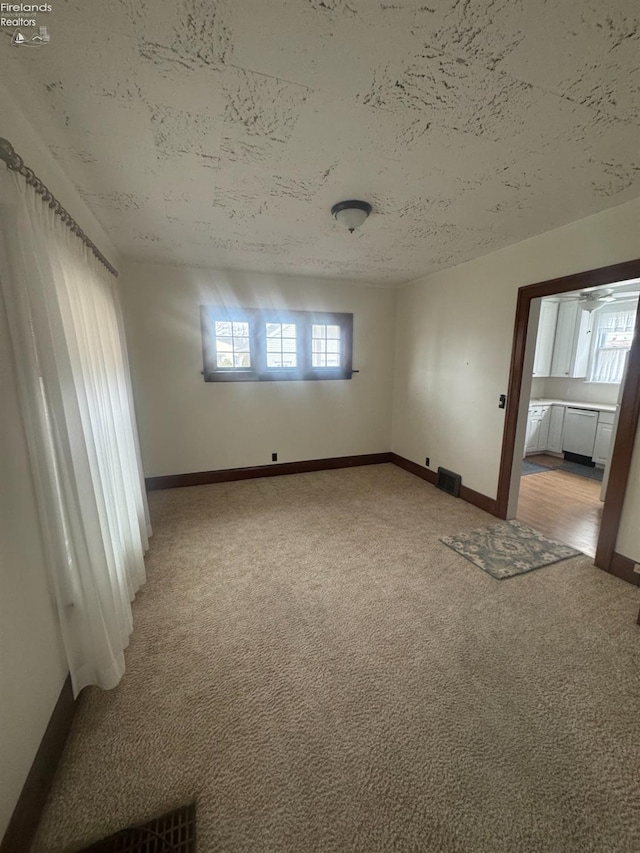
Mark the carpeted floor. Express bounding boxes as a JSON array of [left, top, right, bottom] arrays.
[[32, 465, 640, 853]]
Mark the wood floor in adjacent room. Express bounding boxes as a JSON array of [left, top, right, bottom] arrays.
[[517, 456, 603, 557]]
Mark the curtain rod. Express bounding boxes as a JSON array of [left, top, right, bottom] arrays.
[[0, 137, 118, 277]]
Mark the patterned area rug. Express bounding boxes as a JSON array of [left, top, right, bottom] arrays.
[[441, 520, 581, 580]]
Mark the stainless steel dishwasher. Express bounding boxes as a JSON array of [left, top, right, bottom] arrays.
[[562, 407, 598, 457]]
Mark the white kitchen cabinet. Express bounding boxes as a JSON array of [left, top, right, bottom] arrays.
[[525, 409, 541, 455], [593, 422, 614, 466], [538, 406, 550, 450], [532, 301, 559, 378], [525, 405, 551, 455], [525, 402, 613, 461], [547, 405, 565, 453], [550, 301, 593, 378], [593, 411, 615, 466]]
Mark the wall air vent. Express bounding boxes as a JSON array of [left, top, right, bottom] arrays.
[[437, 467, 461, 497]]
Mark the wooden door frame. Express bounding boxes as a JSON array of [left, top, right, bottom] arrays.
[[496, 258, 640, 574]]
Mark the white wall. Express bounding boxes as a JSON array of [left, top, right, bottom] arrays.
[[391, 196, 640, 564], [529, 377, 547, 399], [0, 82, 119, 840], [535, 377, 620, 406], [121, 262, 396, 477]]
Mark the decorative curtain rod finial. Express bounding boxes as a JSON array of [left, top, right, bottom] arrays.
[[0, 137, 23, 171]]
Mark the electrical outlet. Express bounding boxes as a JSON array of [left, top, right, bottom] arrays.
[[272, 452, 278, 462], [425, 457, 430, 468]]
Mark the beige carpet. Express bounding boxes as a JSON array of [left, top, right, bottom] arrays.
[[33, 464, 640, 852]]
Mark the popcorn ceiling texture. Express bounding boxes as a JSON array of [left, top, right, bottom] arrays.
[[1, 0, 639, 283], [31, 466, 640, 852]]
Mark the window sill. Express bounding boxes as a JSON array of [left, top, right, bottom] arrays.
[[203, 370, 353, 382]]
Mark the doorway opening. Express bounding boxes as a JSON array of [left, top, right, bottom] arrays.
[[496, 259, 640, 581], [518, 282, 638, 557]]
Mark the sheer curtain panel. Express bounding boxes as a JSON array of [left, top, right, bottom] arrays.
[[0, 171, 150, 695], [591, 305, 636, 384]]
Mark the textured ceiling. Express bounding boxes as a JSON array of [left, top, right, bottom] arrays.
[[1, 0, 639, 285]]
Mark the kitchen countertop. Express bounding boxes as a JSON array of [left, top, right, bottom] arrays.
[[530, 398, 617, 413]]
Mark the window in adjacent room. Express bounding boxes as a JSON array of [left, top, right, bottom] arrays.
[[200, 307, 353, 381], [589, 302, 637, 384]]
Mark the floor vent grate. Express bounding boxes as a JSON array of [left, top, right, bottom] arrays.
[[437, 467, 461, 497], [76, 803, 195, 853]]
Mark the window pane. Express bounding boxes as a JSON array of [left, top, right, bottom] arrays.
[[266, 338, 280, 352], [283, 338, 297, 352], [282, 324, 296, 337], [214, 327, 251, 369], [215, 321, 232, 336], [327, 340, 340, 353], [312, 353, 325, 367], [267, 353, 283, 367], [266, 323, 281, 337], [312, 325, 325, 338], [602, 331, 633, 348], [326, 353, 340, 366], [313, 340, 326, 353], [282, 354, 297, 367], [327, 325, 340, 339]]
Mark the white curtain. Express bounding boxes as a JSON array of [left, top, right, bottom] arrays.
[[591, 306, 636, 384], [0, 171, 150, 696]]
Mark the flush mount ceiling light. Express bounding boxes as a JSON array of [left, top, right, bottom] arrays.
[[331, 200, 372, 233]]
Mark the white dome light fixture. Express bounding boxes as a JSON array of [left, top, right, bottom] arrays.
[[331, 200, 372, 233], [578, 288, 616, 313], [580, 297, 606, 313]]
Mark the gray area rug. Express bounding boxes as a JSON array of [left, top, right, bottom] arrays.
[[522, 459, 553, 476], [562, 460, 604, 482], [522, 458, 604, 482], [441, 519, 581, 579]]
